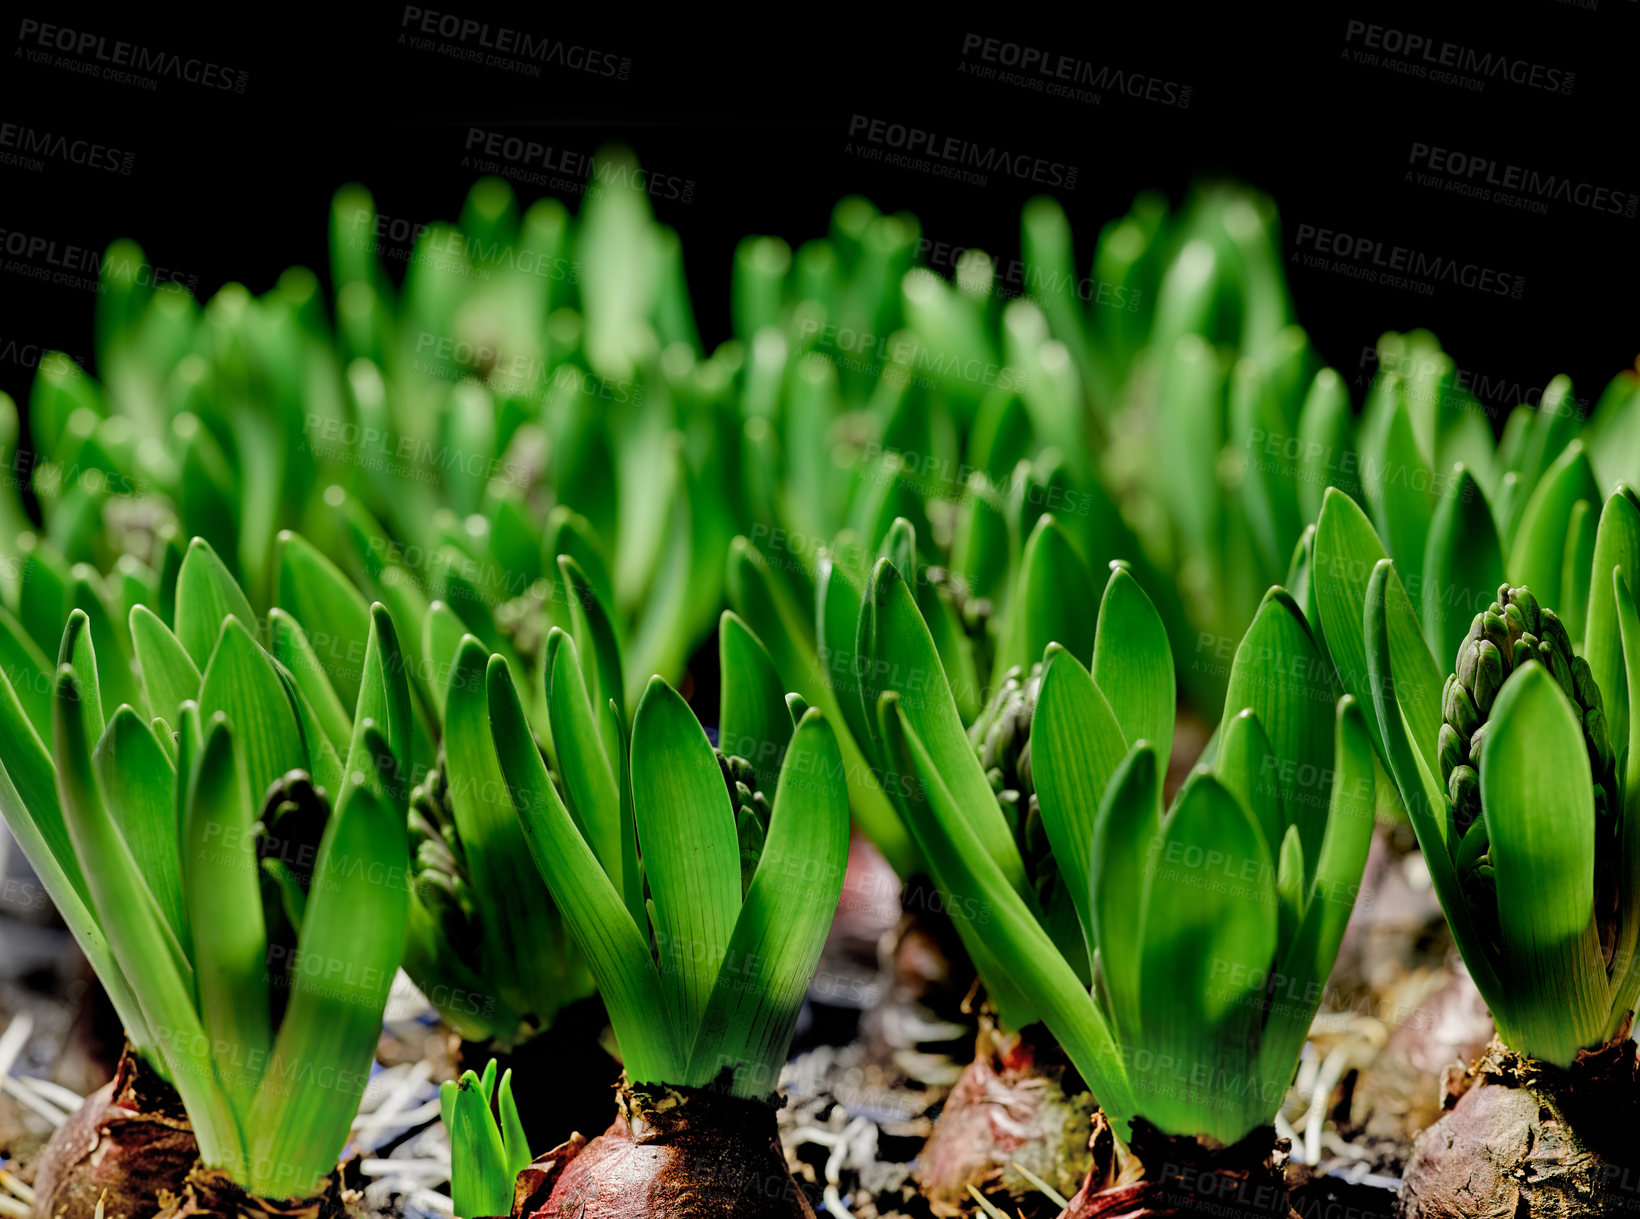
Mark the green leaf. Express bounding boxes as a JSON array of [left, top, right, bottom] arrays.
[[1480, 662, 1607, 1066], [727, 537, 915, 876], [1361, 561, 1501, 1004], [997, 515, 1097, 680], [1135, 771, 1275, 1143], [859, 558, 1025, 892], [130, 605, 202, 725], [350, 604, 413, 798], [1363, 395, 1436, 619], [557, 555, 626, 729], [1295, 368, 1353, 524], [1031, 645, 1130, 960], [1223, 589, 1334, 878], [815, 546, 872, 753], [449, 1071, 511, 1219], [1507, 440, 1601, 609], [1087, 743, 1161, 1045], [17, 538, 70, 660], [57, 610, 104, 751], [276, 530, 373, 710], [717, 612, 793, 794], [249, 772, 407, 1198], [1260, 696, 1377, 1084], [0, 674, 142, 1049], [267, 608, 352, 757], [174, 538, 256, 672], [498, 1069, 530, 1179], [0, 606, 52, 741], [1091, 567, 1174, 764], [1421, 468, 1504, 670], [93, 708, 185, 947], [446, 639, 566, 1025], [1213, 710, 1283, 869], [487, 657, 679, 1084], [686, 710, 849, 1098], [1313, 489, 1443, 775], [1606, 571, 1640, 1032], [631, 677, 742, 1048], [182, 717, 271, 1121], [422, 601, 470, 723], [69, 570, 138, 719], [1562, 499, 1597, 650], [1274, 823, 1306, 953], [544, 630, 626, 906], [198, 618, 307, 813], [54, 665, 244, 1169], [877, 692, 1135, 1132]]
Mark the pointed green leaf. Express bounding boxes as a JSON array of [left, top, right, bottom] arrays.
[[175, 538, 256, 671], [999, 515, 1097, 680], [249, 768, 407, 1197], [54, 665, 244, 1168], [198, 618, 306, 812], [487, 657, 679, 1084], [717, 611, 793, 794], [182, 717, 271, 1120], [446, 639, 566, 1026], [1136, 771, 1275, 1142], [0, 606, 51, 741], [267, 608, 351, 756], [860, 558, 1024, 892], [1223, 590, 1334, 877], [1259, 695, 1377, 1086], [1507, 441, 1601, 609], [93, 708, 185, 946], [1480, 662, 1607, 1066], [1313, 489, 1443, 774], [686, 710, 849, 1097], [1214, 710, 1283, 868], [1091, 567, 1174, 764], [276, 530, 373, 710], [130, 605, 201, 725], [878, 693, 1135, 1131], [1586, 491, 1640, 760], [1562, 499, 1597, 650], [1087, 743, 1161, 1045], [449, 1071, 511, 1219], [544, 629, 624, 897], [1421, 468, 1504, 669], [631, 677, 742, 1047], [57, 609, 104, 750], [1031, 645, 1129, 958]]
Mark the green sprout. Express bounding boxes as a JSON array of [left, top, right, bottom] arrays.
[[1313, 483, 1640, 1067], [0, 537, 410, 1200], [854, 547, 1375, 1156], [442, 1059, 530, 1219], [481, 603, 850, 1099]]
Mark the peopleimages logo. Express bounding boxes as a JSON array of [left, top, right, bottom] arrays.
[[0, 121, 134, 174], [846, 115, 1077, 189], [15, 19, 249, 92], [1292, 223, 1523, 299], [1343, 19, 1574, 94], [958, 33, 1190, 108], [398, 7, 632, 80], [1407, 143, 1635, 219]]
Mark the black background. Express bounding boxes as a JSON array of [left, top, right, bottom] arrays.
[[1, 4, 1635, 437]]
